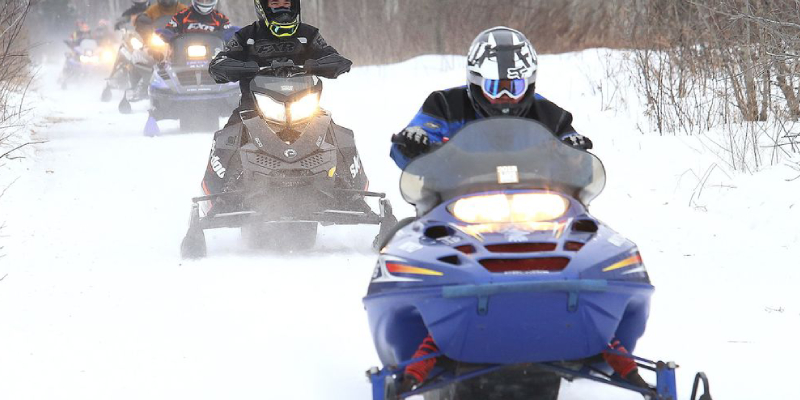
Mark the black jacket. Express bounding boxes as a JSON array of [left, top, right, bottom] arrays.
[[165, 7, 230, 35], [209, 21, 352, 109], [390, 86, 579, 168]]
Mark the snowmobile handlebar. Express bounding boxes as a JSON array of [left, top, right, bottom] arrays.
[[257, 60, 305, 77]]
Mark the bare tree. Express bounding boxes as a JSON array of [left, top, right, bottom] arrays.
[[627, 0, 800, 171], [1, 0, 34, 253]]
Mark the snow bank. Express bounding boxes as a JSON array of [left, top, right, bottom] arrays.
[[0, 50, 796, 400]]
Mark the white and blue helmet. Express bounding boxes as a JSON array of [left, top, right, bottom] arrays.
[[466, 27, 538, 117]]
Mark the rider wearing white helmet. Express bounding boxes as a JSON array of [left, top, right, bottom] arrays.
[[163, 0, 230, 36], [391, 26, 593, 169]]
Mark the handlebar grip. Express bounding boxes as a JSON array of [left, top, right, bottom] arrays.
[[391, 133, 404, 144]]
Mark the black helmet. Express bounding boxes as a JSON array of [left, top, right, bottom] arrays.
[[254, 0, 300, 37], [192, 0, 218, 14], [466, 27, 538, 117], [158, 0, 177, 7]]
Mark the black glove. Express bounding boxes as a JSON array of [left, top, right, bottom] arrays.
[[394, 126, 430, 159], [303, 59, 319, 74], [561, 132, 593, 150]]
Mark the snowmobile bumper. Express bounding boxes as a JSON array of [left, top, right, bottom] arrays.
[[365, 279, 652, 366], [367, 352, 711, 400], [192, 188, 391, 229]]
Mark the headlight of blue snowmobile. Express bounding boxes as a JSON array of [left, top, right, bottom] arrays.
[[187, 45, 207, 59], [150, 34, 166, 48], [101, 49, 116, 64], [255, 93, 287, 122], [449, 193, 569, 224]]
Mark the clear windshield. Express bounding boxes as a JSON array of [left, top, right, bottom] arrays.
[[252, 75, 317, 97], [399, 118, 606, 210]]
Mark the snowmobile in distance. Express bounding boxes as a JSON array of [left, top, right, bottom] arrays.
[[102, 27, 156, 109], [59, 38, 116, 89], [145, 28, 240, 133], [365, 118, 712, 400], [180, 60, 397, 258]]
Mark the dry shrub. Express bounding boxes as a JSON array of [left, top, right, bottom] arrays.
[[220, 0, 637, 64], [0, 0, 34, 189], [629, 0, 800, 171]]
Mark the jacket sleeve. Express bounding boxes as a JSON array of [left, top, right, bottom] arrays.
[[304, 31, 352, 79], [209, 27, 257, 83], [164, 13, 181, 35], [554, 108, 578, 139], [220, 14, 231, 30], [390, 92, 462, 169]]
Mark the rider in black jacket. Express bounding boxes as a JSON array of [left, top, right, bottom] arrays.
[[199, 0, 352, 214], [391, 27, 593, 170], [209, 0, 352, 128]]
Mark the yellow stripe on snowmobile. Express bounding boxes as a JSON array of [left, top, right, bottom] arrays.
[[602, 254, 643, 272]]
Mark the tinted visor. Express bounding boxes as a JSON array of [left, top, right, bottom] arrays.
[[482, 78, 528, 100]]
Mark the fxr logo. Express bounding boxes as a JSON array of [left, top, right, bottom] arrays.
[[187, 22, 217, 32]]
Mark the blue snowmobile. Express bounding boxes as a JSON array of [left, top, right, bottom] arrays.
[[364, 118, 712, 400], [145, 28, 240, 134]]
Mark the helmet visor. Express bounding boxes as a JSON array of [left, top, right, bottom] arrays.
[[482, 78, 528, 100]]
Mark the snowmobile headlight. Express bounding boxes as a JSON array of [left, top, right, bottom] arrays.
[[150, 34, 166, 48], [255, 92, 287, 122], [288, 93, 320, 122], [187, 45, 207, 59], [449, 193, 569, 224], [101, 49, 116, 64], [130, 37, 144, 50]]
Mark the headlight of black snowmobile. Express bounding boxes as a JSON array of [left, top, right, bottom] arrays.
[[255, 92, 287, 122], [288, 93, 320, 122], [254, 92, 320, 124]]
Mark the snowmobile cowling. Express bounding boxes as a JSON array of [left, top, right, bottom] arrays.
[[364, 118, 712, 400]]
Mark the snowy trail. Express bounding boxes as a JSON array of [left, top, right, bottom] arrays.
[[1, 52, 799, 399]]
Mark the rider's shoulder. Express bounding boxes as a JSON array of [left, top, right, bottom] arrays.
[[173, 7, 192, 17], [214, 10, 230, 20], [532, 93, 569, 113], [425, 86, 469, 106], [296, 23, 320, 38], [236, 21, 261, 37]]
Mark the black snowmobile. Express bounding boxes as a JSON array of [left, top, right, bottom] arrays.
[[180, 61, 397, 258]]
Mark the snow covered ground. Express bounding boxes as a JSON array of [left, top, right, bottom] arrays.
[[0, 50, 798, 400]]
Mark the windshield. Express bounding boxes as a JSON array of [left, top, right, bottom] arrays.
[[252, 75, 318, 97], [399, 118, 606, 211]]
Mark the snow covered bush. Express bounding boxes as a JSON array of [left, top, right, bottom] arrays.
[[629, 0, 800, 171]]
